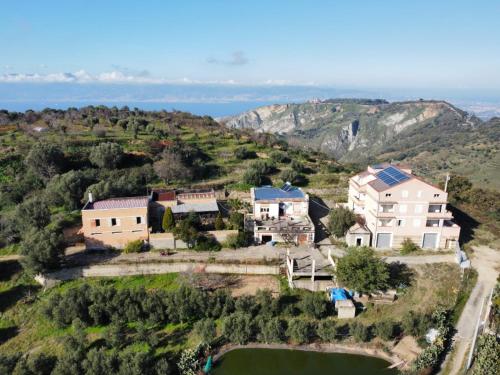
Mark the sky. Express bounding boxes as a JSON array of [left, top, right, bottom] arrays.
[[0, 1, 499, 116]]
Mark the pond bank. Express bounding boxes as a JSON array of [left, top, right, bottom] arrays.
[[212, 342, 402, 366]]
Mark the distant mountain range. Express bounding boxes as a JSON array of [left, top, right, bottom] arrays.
[[220, 99, 500, 190]]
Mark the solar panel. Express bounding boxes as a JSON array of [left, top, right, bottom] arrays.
[[376, 166, 409, 186]]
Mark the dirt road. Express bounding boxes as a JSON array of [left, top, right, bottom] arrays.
[[440, 246, 500, 375]]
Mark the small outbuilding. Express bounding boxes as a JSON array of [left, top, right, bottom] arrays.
[[345, 223, 371, 247], [335, 299, 356, 319]]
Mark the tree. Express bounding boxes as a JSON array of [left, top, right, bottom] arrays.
[[269, 151, 288, 164], [287, 318, 313, 344], [234, 147, 256, 160], [402, 311, 431, 337], [25, 142, 65, 181], [153, 150, 190, 183], [290, 160, 304, 173], [228, 212, 244, 230], [173, 212, 201, 248], [222, 312, 254, 344], [300, 293, 328, 319], [16, 195, 51, 231], [193, 318, 216, 344], [162, 207, 175, 232], [13, 353, 56, 375], [45, 170, 97, 210], [20, 228, 64, 274], [350, 322, 370, 342], [105, 320, 127, 348], [335, 247, 390, 293], [214, 212, 225, 230], [89, 142, 123, 169], [328, 206, 356, 237], [242, 168, 263, 186]]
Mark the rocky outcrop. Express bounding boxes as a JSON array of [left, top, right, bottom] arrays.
[[220, 99, 479, 162]]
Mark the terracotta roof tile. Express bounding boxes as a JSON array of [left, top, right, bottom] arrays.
[[86, 196, 149, 210]]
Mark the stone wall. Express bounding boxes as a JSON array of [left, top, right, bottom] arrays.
[[148, 230, 238, 249]]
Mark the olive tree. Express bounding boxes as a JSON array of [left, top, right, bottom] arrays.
[[89, 142, 124, 169], [335, 246, 390, 293], [20, 228, 64, 274], [25, 142, 65, 181], [328, 206, 356, 237]]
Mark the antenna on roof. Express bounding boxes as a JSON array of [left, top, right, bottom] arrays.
[[88, 191, 93, 203]]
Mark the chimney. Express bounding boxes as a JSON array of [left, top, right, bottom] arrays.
[[88, 191, 94, 203]]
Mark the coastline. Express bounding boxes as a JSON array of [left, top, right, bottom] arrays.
[[212, 342, 402, 365]]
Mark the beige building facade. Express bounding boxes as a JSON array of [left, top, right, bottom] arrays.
[[82, 196, 149, 249], [347, 164, 460, 250]]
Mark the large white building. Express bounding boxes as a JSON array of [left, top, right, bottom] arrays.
[[347, 164, 460, 250]]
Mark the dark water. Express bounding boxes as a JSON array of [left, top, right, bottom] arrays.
[[211, 348, 399, 375]]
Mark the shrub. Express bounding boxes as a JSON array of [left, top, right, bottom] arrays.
[[300, 293, 328, 319], [287, 319, 314, 344], [402, 311, 431, 337], [214, 213, 225, 230], [317, 320, 338, 342], [280, 169, 299, 184], [374, 320, 396, 341], [243, 168, 263, 186], [269, 151, 288, 163], [400, 238, 420, 255], [194, 234, 221, 251], [328, 207, 356, 237], [256, 316, 285, 343], [224, 232, 250, 249], [234, 147, 256, 160], [350, 322, 370, 342], [290, 160, 304, 173], [123, 239, 143, 254]]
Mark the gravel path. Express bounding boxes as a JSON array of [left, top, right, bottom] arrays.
[[440, 246, 500, 375]]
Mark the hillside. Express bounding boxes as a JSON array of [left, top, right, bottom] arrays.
[[221, 99, 500, 190]]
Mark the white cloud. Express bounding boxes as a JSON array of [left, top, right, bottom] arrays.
[[207, 51, 249, 66]]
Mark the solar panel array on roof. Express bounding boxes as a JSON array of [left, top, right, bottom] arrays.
[[376, 166, 410, 187], [254, 186, 305, 200]]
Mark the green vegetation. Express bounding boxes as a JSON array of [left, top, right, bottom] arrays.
[[162, 207, 175, 232], [328, 206, 356, 237], [123, 239, 144, 254], [400, 238, 420, 255], [335, 247, 390, 293]]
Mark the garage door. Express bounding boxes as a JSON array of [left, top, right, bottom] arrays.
[[376, 233, 391, 248], [422, 233, 438, 249]]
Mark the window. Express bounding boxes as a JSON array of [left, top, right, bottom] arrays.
[[95, 219, 101, 227], [417, 190, 422, 198], [402, 190, 408, 198], [428, 204, 442, 213], [434, 193, 440, 198], [111, 218, 117, 226], [426, 219, 440, 227], [260, 207, 270, 213], [385, 193, 392, 197], [413, 219, 421, 227], [380, 204, 394, 213], [399, 204, 407, 213], [397, 219, 404, 227], [415, 205, 423, 214], [136, 216, 142, 224]]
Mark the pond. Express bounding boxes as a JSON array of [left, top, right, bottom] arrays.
[[211, 348, 399, 375]]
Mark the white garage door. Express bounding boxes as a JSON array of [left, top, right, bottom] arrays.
[[422, 233, 438, 249], [376, 233, 392, 248]]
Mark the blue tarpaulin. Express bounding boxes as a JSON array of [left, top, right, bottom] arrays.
[[329, 288, 348, 302]]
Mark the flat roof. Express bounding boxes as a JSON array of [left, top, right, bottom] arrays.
[[84, 196, 149, 210], [254, 184, 305, 201], [170, 201, 219, 214]]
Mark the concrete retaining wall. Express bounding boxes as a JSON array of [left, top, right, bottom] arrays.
[[148, 230, 237, 249], [44, 261, 280, 283]]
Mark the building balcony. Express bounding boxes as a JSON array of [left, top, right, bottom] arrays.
[[426, 210, 453, 219]]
